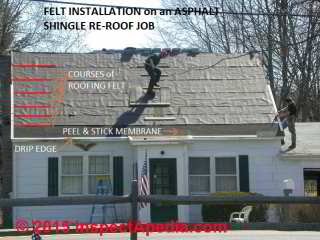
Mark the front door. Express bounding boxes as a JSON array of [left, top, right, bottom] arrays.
[[150, 158, 178, 223]]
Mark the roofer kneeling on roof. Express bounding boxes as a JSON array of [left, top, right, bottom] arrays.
[[144, 50, 169, 94], [277, 97, 297, 150]]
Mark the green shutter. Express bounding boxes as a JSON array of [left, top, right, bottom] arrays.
[[48, 157, 59, 196], [239, 155, 249, 192], [113, 156, 123, 195]]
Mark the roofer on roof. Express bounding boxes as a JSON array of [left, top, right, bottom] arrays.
[[144, 50, 169, 94], [277, 97, 297, 150]]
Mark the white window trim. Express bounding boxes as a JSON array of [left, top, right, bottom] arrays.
[[88, 155, 113, 195], [58, 152, 113, 196], [60, 155, 84, 196], [188, 156, 211, 196], [187, 155, 241, 195], [213, 156, 239, 192]]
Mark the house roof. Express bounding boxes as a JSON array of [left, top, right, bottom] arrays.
[[10, 51, 277, 137], [282, 122, 320, 158]]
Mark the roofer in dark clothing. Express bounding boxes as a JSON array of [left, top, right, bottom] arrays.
[[144, 50, 169, 94], [278, 97, 297, 150]]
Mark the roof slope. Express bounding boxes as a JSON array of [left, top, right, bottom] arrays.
[[12, 52, 275, 125], [282, 122, 320, 157]]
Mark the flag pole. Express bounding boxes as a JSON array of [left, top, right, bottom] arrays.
[[145, 147, 149, 201]]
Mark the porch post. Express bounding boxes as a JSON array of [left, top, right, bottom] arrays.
[[130, 180, 138, 240]]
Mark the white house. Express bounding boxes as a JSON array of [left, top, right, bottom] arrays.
[[5, 50, 319, 225]]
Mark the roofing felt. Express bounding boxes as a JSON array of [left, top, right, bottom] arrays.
[[9, 51, 277, 137]]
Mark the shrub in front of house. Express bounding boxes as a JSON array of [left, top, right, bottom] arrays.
[[1, 211, 12, 229], [202, 192, 268, 222], [294, 204, 320, 223], [268, 204, 320, 223]]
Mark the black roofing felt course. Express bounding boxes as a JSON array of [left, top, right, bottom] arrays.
[[9, 51, 276, 138]]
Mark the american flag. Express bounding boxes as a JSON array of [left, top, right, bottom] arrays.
[[139, 150, 150, 209]]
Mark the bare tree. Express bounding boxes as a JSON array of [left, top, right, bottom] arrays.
[[287, 0, 320, 120], [158, 0, 320, 121], [0, 0, 88, 54]]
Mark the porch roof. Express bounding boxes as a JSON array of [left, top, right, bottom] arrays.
[[281, 122, 320, 159]]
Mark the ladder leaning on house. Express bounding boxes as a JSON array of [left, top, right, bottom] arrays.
[[90, 178, 118, 224]]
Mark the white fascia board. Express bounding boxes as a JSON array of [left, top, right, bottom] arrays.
[[189, 135, 279, 141], [10, 52, 14, 140], [267, 84, 278, 113], [12, 137, 129, 143], [130, 141, 185, 146], [191, 135, 257, 140], [129, 135, 280, 145], [280, 154, 320, 161], [12, 135, 280, 143], [128, 136, 192, 145]]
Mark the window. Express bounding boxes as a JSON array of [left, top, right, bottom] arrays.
[[61, 156, 83, 194], [59, 155, 119, 195], [189, 157, 210, 195], [304, 180, 317, 197], [304, 169, 320, 197], [88, 156, 111, 194], [215, 157, 237, 192]]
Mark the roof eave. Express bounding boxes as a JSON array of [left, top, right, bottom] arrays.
[[280, 154, 320, 160]]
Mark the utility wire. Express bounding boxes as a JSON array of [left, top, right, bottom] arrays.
[[172, 31, 320, 76], [30, 0, 320, 18]]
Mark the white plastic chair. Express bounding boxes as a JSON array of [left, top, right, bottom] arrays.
[[229, 206, 253, 223]]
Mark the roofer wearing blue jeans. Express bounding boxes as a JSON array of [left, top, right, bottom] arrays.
[[278, 97, 297, 150]]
